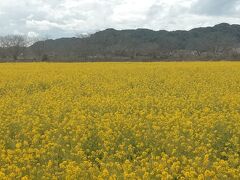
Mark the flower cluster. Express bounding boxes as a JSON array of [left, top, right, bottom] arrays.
[[0, 62, 239, 179]]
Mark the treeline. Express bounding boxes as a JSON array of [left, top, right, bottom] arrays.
[[1, 23, 240, 62], [0, 35, 29, 61]]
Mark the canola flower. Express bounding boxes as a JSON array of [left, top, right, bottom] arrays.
[[0, 62, 239, 179]]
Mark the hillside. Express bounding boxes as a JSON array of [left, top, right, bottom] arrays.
[[4, 23, 240, 61]]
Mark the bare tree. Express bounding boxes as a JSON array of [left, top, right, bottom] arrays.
[[0, 35, 28, 60]]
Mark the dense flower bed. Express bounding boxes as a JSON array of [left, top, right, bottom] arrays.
[[0, 62, 239, 179]]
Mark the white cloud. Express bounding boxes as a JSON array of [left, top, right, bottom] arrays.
[[0, 0, 239, 38], [26, 20, 62, 31], [27, 31, 39, 38]]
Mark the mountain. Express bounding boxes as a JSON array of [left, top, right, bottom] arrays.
[[10, 23, 240, 61]]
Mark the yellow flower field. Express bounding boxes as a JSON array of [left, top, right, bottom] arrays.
[[0, 62, 239, 179]]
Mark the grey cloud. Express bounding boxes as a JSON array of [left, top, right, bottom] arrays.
[[192, 0, 240, 16], [147, 4, 165, 20], [0, 0, 240, 38]]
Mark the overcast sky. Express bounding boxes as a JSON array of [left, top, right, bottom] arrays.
[[0, 0, 240, 38]]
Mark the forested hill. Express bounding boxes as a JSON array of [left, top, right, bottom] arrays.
[[2, 23, 240, 61]]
